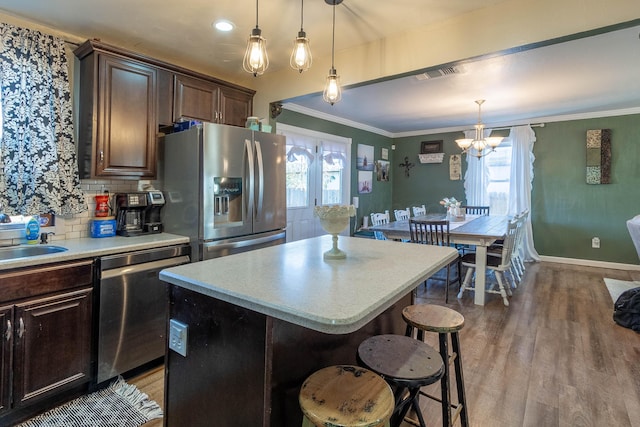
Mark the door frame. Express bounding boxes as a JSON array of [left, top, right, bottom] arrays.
[[276, 124, 352, 242]]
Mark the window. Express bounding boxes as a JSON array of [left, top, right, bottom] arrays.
[[285, 145, 313, 208], [486, 140, 512, 215]]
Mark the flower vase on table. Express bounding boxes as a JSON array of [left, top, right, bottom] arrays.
[[440, 197, 465, 221], [314, 205, 356, 260]]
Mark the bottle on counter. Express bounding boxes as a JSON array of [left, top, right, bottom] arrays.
[[25, 215, 40, 244]]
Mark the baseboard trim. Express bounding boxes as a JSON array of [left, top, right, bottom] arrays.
[[539, 255, 640, 271]]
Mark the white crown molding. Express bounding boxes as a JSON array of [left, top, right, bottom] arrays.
[[282, 104, 640, 139], [282, 103, 394, 138]]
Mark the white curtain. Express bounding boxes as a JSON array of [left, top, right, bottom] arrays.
[[463, 129, 492, 206], [507, 125, 540, 262]]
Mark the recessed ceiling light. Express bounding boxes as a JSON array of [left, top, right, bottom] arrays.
[[214, 20, 234, 32]]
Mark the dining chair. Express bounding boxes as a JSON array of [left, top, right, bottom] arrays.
[[394, 208, 411, 221], [488, 210, 528, 289], [409, 219, 461, 303], [458, 217, 519, 306], [460, 206, 490, 216], [370, 211, 390, 240], [412, 205, 427, 217]]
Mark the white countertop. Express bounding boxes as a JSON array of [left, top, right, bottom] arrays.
[[160, 235, 459, 334], [0, 233, 190, 270]]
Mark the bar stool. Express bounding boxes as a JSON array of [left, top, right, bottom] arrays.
[[402, 304, 469, 427], [357, 334, 445, 427], [299, 365, 394, 427]]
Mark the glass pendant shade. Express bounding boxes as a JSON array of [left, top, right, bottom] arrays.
[[290, 31, 312, 72], [455, 100, 503, 158], [323, 68, 342, 105], [455, 138, 473, 150], [243, 27, 269, 76]]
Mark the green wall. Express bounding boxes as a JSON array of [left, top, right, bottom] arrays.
[[533, 115, 640, 264], [276, 110, 393, 229], [277, 110, 640, 265]]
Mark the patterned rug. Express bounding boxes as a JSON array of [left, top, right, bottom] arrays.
[[17, 377, 162, 427], [603, 278, 640, 305]]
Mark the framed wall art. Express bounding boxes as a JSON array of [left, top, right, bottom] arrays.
[[420, 140, 443, 154], [357, 144, 374, 171]]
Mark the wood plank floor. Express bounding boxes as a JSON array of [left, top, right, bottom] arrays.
[[131, 261, 640, 427]]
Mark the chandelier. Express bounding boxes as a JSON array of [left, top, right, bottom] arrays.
[[455, 100, 503, 158]]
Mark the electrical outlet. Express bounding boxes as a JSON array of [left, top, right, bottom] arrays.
[[592, 237, 600, 249], [169, 319, 188, 357]]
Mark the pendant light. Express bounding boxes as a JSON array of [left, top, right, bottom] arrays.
[[290, 0, 312, 73], [243, 0, 269, 76], [323, 0, 342, 105], [455, 100, 503, 158]]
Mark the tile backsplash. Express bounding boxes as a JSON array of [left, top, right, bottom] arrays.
[[0, 179, 144, 245]]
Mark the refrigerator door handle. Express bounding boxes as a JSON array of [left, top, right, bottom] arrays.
[[245, 138, 255, 219], [254, 139, 264, 216]]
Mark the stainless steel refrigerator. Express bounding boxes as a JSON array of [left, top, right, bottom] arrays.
[[162, 123, 286, 261]]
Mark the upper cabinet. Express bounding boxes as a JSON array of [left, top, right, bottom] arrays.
[[173, 74, 253, 127], [75, 42, 158, 179], [75, 40, 255, 179]]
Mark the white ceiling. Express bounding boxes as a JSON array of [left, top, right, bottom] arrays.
[[1, 1, 639, 136], [285, 23, 640, 135]]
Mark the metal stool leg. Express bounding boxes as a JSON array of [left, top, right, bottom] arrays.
[[451, 332, 469, 427], [438, 332, 452, 427]]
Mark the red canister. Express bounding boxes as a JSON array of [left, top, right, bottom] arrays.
[[95, 194, 110, 217]]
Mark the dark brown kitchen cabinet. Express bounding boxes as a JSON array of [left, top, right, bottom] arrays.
[[173, 74, 253, 126], [0, 260, 93, 424], [13, 288, 92, 407], [0, 305, 12, 416], [75, 41, 158, 179]]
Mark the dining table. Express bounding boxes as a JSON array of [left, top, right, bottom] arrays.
[[369, 213, 511, 305]]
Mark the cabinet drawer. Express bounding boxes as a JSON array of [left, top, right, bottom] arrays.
[[0, 260, 93, 303]]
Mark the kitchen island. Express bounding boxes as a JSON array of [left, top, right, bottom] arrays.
[[159, 235, 458, 426]]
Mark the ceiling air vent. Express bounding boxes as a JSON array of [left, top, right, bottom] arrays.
[[415, 65, 463, 80]]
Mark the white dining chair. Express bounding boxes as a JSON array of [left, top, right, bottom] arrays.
[[370, 211, 390, 240], [394, 208, 411, 221], [458, 217, 519, 306], [412, 205, 426, 217]]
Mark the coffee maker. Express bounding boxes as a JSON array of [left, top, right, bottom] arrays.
[[114, 191, 165, 236]]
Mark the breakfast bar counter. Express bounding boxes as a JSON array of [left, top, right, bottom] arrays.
[[159, 235, 458, 426]]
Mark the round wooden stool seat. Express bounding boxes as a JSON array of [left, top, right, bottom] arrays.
[[299, 365, 394, 427], [358, 335, 444, 386], [402, 304, 464, 334], [402, 304, 469, 427], [357, 334, 444, 427]]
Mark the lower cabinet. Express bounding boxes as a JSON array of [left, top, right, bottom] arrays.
[[0, 261, 93, 422]]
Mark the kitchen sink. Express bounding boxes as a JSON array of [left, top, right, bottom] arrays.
[[0, 245, 68, 261]]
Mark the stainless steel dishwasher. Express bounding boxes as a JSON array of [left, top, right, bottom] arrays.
[[97, 244, 190, 384]]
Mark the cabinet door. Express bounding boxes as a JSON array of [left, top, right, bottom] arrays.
[[0, 306, 12, 416], [173, 74, 219, 123], [157, 68, 174, 127], [219, 86, 253, 127], [97, 54, 157, 178], [13, 288, 92, 407]]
